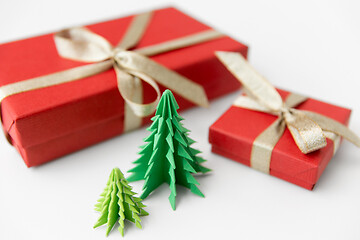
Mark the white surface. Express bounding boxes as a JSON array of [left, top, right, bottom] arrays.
[[1, 0, 360, 239]]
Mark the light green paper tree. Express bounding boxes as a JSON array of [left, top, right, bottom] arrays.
[[127, 89, 211, 210], [94, 168, 148, 237]]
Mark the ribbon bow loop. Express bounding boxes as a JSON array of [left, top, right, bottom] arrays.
[[283, 108, 327, 153], [55, 27, 114, 62]]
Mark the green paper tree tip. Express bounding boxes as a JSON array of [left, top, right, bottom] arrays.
[[127, 89, 211, 210], [94, 168, 148, 237]]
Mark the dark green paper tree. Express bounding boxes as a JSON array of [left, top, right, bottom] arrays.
[[127, 89, 211, 210], [94, 168, 148, 237]]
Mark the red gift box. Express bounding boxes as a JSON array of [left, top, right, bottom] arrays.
[[0, 7, 248, 167], [209, 89, 351, 190]]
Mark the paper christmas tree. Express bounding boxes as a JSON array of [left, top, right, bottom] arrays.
[[94, 168, 148, 237], [127, 89, 211, 210]]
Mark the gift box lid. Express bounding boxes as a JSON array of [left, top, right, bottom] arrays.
[[209, 89, 351, 189]]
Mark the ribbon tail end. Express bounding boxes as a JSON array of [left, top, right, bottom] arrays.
[[200, 96, 210, 108], [215, 51, 234, 62]]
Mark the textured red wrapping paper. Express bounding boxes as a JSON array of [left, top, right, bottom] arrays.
[[209, 89, 351, 190], [0, 7, 248, 167]]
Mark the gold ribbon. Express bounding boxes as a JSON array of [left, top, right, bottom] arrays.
[[0, 11, 224, 142], [215, 51, 360, 174]]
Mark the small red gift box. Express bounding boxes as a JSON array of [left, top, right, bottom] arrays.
[[209, 88, 351, 190], [208, 51, 360, 190], [0, 7, 248, 167]]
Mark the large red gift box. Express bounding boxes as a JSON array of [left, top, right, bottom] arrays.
[[209, 89, 351, 190], [0, 7, 248, 167]]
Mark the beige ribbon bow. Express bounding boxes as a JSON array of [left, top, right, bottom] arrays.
[[216, 51, 360, 173], [0, 11, 224, 140]]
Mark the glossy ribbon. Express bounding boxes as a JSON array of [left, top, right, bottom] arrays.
[[216, 51, 360, 174], [0, 11, 224, 141]]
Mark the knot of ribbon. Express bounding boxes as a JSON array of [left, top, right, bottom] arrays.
[[215, 51, 360, 173], [0, 11, 224, 143]]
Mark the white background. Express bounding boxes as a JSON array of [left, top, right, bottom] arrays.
[[1, 0, 360, 239]]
